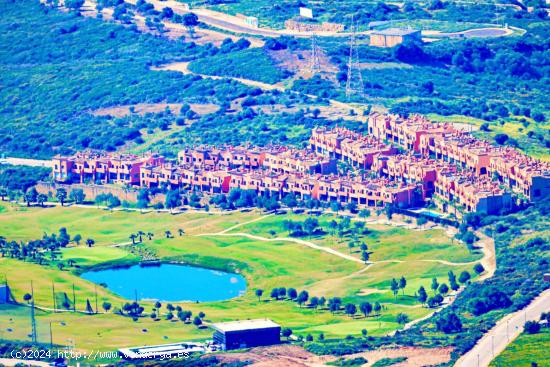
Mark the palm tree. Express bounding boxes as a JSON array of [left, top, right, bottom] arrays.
[[178, 229, 185, 236], [67, 259, 76, 267], [129, 234, 137, 245], [86, 238, 95, 247], [137, 231, 145, 243], [146, 232, 154, 240], [165, 230, 172, 238]]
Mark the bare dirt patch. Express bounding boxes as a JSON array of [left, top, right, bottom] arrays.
[[356, 62, 413, 70], [214, 345, 316, 367], [312, 346, 453, 367], [213, 345, 453, 367], [357, 288, 385, 296], [268, 49, 338, 78], [92, 103, 219, 118]]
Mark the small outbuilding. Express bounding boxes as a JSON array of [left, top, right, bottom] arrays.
[[212, 319, 281, 350], [0, 284, 10, 304], [370, 28, 422, 47]]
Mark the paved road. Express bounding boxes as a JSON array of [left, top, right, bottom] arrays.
[[454, 287, 550, 367], [1, 157, 52, 167]]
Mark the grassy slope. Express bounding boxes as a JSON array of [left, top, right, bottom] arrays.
[[234, 213, 481, 263], [0, 202, 257, 244], [0, 0, 250, 158], [0, 202, 479, 350], [490, 328, 550, 367], [188, 48, 290, 84]]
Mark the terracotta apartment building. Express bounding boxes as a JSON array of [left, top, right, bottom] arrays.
[[310, 127, 397, 169], [367, 113, 550, 203], [52, 114, 549, 214], [53, 152, 165, 186]]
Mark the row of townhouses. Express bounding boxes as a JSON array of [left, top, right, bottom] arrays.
[[366, 113, 549, 202], [52, 145, 420, 209], [52, 114, 549, 214]]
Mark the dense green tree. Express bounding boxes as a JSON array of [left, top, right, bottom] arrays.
[[435, 312, 462, 333], [288, 288, 297, 300], [431, 277, 439, 294], [359, 302, 372, 317], [182, 13, 199, 37], [396, 313, 409, 325], [297, 290, 309, 307], [193, 316, 202, 328], [524, 321, 541, 334], [417, 286, 427, 304], [390, 278, 399, 298], [474, 263, 485, 274], [24, 187, 38, 206], [303, 217, 319, 237], [56, 188, 67, 206], [399, 276, 407, 296], [345, 303, 357, 318], [361, 250, 370, 263], [270, 288, 279, 300], [69, 189, 85, 204], [102, 302, 112, 312], [459, 271, 471, 284], [65, 0, 85, 11]]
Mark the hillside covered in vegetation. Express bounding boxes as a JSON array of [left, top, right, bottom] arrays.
[[0, 0, 253, 158]]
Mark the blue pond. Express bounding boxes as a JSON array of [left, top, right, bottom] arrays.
[[81, 264, 246, 302]]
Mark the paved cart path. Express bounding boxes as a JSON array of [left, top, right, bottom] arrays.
[[455, 288, 550, 367]]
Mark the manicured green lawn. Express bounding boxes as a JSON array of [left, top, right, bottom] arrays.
[[0, 201, 258, 245], [490, 328, 550, 367], [0, 203, 480, 351], [233, 212, 482, 263]]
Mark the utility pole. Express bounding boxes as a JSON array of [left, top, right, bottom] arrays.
[[72, 283, 76, 313], [52, 281, 56, 312], [30, 281, 37, 343], [95, 285, 98, 314]]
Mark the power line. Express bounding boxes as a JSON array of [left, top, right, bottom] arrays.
[[309, 33, 321, 73]]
